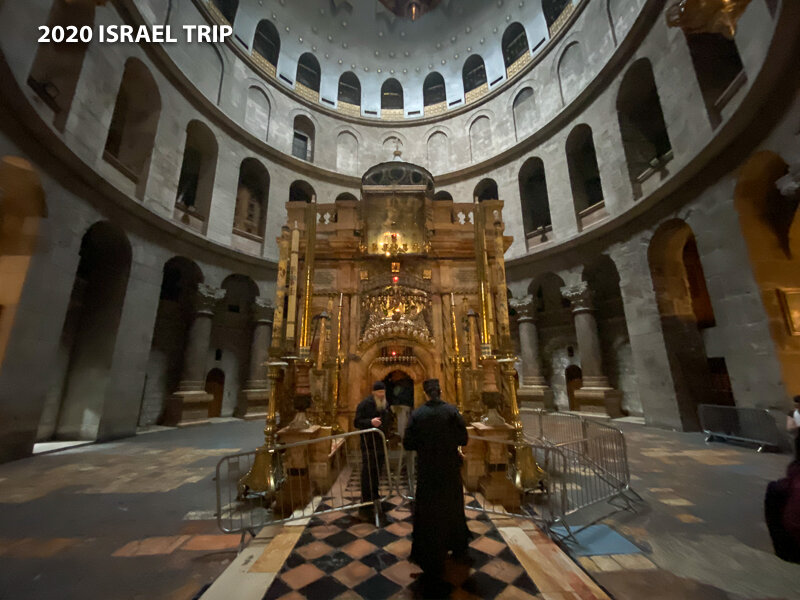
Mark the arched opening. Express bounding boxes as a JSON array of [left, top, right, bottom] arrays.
[[233, 158, 270, 247], [474, 179, 498, 202], [384, 369, 414, 437], [543, 0, 572, 31], [338, 71, 361, 106], [519, 157, 552, 247], [617, 59, 672, 196], [253, 20, 280, 66], [734, 152, 800, 399], [335, 192, 358, 203], [433, 191, 453, 202], [423, 72, 446, 107], [214, 274, 259, 417], [426, 131, 449, 174], [383, 136, 403, 161], [513, 87, 536, 140], [582, 255, 640, 415], [336, 131, 359, 175], [683, 32, 745, 127], [565, 365, 583, 411], [566, 124, 605, 228], [296, 53, 321, 93], [211, 0, 238, 24], [0, 158, 47, 371], [381, 78, 404, 111], [292, 115, 315, 162], [40, 222, 132, 441], [244, 87, 270, 141], [462, 55, 487, 96], [289, 180, 316, 203], [175, 120, 217, 233], [648, 219, 723, 430], [205, 368, 225, 418], [502, 22, 529, 71], [469, 115, 492, 162], [139, 257, 203, 427], [27, 0, 94, 131], [104, 59, 161, 187]]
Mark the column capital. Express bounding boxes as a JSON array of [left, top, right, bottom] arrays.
[[252, 296, 275, 323], [560, 281, 594, 313], [509, 295, 537, 322], [194, 283, 226, 315]]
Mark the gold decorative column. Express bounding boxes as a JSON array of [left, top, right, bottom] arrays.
[[473, 198, 496, 356], [285, 223, 301, 344], [449, 292, 464, 413]]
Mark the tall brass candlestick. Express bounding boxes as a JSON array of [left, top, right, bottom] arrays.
[[331, 293, 344, 432], [271, 227, 290, 355], [492, 217, 513, 354], [285, 222, 300, 344], [473, 198, 495, 356], [450, 292, 464, 413], [299, 204, 317, 358]]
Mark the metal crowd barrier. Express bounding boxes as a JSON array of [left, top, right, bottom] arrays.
[[215, 428, 393, 539], [698, 404, 784, 452]]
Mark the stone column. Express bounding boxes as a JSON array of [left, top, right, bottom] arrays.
[[510, 296, 554, 409], [169, 283, 226, 424], [240, 297, 274, 418], [560, 282, 622, 417]]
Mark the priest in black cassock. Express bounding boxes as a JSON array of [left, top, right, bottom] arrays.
[[403, 378, 470, 581]]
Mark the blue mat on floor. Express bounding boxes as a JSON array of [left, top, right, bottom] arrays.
[[550, 524, 641, 556]]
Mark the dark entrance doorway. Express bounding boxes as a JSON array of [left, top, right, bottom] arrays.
[[383, 370, 414, 409], [205, 368, 225, 417], [565, 364, 583, 411]]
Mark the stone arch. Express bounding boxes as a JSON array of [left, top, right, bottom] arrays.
[[518, 157, 552, 241], [648, 219, 722, 430], [41, 222, 132, 441], [292, 115, 315, 162], [175, 120, 217, 233], [469, 115, 492, 163], [195, 43, 224, 104], [289, 180, 316, 203], [734, 151, 800, 397], [543, 0, 572, 30], [27, 0, 95, 131], [423, 72, 446, 106], [336, 131, 359, 175], [253, 19, 280, 66], [474, 178, 499, 202], [211, 0, 238, 25], [502, 22, 529, 70], [104, 58, 161, 192], [233, 158, 270, 243], [338, 71, 361, 106], [0, 157, 47, 371], [381, 78, 404, 110], [617, 58, 672, 197], [138, 256, 204, 427], [382, 134, 405, 161], [462, 54, 488, 94], [566, 124, 604, 218], [244, 86, 270, 141], [557, 41, 584, 105], [296, 52, 321, 92], [512, 86, 537, 140], [426, 131, 449, 174]]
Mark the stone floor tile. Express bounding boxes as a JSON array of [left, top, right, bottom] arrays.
[[112, 535, 190, 557], [385, 520, 413, 537], [384, 537, 412, 559], [280, 563, 326, 590], [381, 559, 421, 586], [332, 560, 376, 588], [181, 534, 240, 551], [468, 520, 491, 535], [494, 585, 540, 600], [347, 522, 376, 537], [294, 540, 334, 561], [471, 535, 506, 556], [481, 557, 524, 583], [659, 497, 693, 506], [341, 538, 378, 559]]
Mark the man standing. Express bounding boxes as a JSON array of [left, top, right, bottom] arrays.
[[403, 378, 469, 587], [787, 396, 800, 458], [354, 381, 394, 523]]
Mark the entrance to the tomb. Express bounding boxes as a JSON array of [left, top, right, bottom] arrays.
[[565, 365, 583, 411], [383, 370, 414, 408], [205, 368, 225, 417]]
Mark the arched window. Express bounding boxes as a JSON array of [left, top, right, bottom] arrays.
[[542, 0, 571, 30], [338, 71, 361, 106], [292, 116, 314, 162], [289, 181, 316, 203], [513, 87, 536, 140], [175, 121, 218, 231], [211, 0, 238, 24], [336, 131, 359, 175], [233, 159, 269, 239], [617, 59, 672, 190], [502, 22, 529, 69], [423, 72, 446, 106], [558, 42, 584, 105], [434, 191, 453, 201], [566, 125, 603, 214], [244, 87, 270, 141], [27, 0, 94, 131], [104, 59, 161, 184], [253, 20, 280, 66], [381, 78, 404, 110], [296, 53, 321, 92], [474, 179, 498, 202], [469, 116, 492, 162], [427, 131, 449, 173], [519, 157, 552, 240], [462, 55, 487, 94], [683, 32, 745, 127]]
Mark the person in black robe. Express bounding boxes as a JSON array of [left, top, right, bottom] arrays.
[[403, 378, 470, 582], [354, 381, 394, 523]]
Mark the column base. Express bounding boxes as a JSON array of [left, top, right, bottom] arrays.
[[573, 387, 624, 418], [518, 385, 555, 411], [167, 390, 214, 426], [238, 389, 270, 420]]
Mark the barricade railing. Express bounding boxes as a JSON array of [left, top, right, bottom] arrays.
[[698, 404, 784, 452], [215, 428, 393, 540]]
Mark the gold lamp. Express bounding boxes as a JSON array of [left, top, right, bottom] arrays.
[[666, 0, 753, 39]]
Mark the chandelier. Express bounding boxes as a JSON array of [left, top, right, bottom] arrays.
[[378, 0, 441, 21], [666, 0, 752, 39]]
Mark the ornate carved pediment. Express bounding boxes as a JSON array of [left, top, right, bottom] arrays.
[[360, 285, 433, 347]]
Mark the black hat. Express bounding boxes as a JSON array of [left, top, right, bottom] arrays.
[[423, 378, 440, 395], [372, 381, 386, 391]]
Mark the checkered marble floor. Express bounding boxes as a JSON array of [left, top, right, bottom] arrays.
[[262, 468, 540, 600]]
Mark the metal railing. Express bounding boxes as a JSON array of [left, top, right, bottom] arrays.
[[215, 428, 393, 538], [698, 404, 784, 452]]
